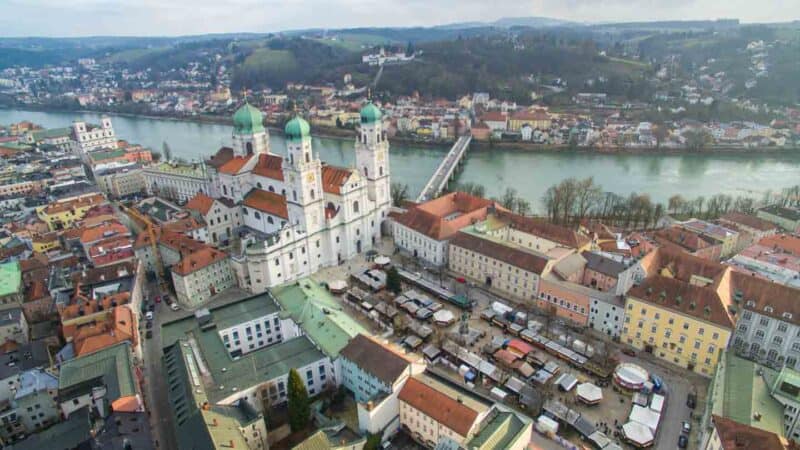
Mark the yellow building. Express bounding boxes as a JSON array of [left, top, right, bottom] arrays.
[[31, 232, 61, 253], [36, 193, 107, 231], [509, 108, 552, 132], [623, 275, 733, 376]]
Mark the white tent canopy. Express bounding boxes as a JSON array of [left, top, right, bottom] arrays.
[[328, 280, 348, 292], [629, 405, 660, 432], [433, 309, 455, 324], [622, 421, 654, 447], [576, 382, 603, 404], [374, 255, 391, 266]]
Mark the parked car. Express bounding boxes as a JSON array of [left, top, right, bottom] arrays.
[[145, 311, 154, 321], [678, 435, 688, 448], [146, 330, 153, 339], [650, 374, 664, 392], [146, 321, 153, 329], [170, 302, 180, 311], [621, 348, 637, 357], [155, 295, 162, 303], [687, 393, 697, 409], [682, 421, 691, 434]]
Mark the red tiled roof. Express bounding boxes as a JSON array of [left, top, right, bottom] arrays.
[[172, 247, 228, 276], [730, 271, 800, 326], [252, 153, 284, 181], [628, 275, 734, 329], [218, 155, 252, 175], [243, 189, 288, 219], [481, 111, 506, 122], [495, 210, 591, 249], [184, 193, 215, 215], [640, 246, 727, 282], [759, 234, 800, 256], [80, 221, 129, 244], [398, 377, 479, 437], [164, 217, 205, 234], [719, 212, 778, 232], [450, 231, 550, 274], [158, 230, 206, 257], [712, 415, 790, 450], [394, 192, 496, 240], [206, 146, 234, 169], [321, 165, 352, 195]]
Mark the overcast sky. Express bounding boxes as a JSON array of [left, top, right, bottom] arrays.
[[0, 0, 798, 37]]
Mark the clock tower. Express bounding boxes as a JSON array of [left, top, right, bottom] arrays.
[[355, 101, 390, 210], [282, 116, 324, 234]]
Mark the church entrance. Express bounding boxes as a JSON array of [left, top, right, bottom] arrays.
[[356, 240, 362, 254], [485, 276, 493, 287]]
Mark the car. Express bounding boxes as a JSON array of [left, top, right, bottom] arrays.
[[148, 303, 155, 312], [145, 311, 154, 321], [146, 321, 153, 329], [621, 348, 637, 357], [682, 421, 691, 434], [170, 303, 180, 311], [687, 393, 697, 409], [155, 295, 162, 303], [678, 435, 688, 448], [650, 374, 664, 392], [145, 330, 153, 339]]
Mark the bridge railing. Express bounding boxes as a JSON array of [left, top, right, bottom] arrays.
[[417, 135, 472, 202]]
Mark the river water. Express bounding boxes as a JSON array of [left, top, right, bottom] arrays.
[[2, 108, 799, 210]]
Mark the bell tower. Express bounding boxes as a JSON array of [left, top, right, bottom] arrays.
[[355, 100, 390, 207], [282, 116, 324, 234], [231, 100, 270, 157]]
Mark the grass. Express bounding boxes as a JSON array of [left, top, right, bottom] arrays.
[[103, 47, 169, 64], [241, 48, 298, 73]]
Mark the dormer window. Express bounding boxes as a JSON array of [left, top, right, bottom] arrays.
[[783, 312, 793, 320], [765, 306, 774, 314], [746, 300, 755, 308]]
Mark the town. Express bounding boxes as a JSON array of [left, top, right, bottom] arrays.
[[0, 87, 797, 450]]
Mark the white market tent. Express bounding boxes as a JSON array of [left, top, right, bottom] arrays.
[[649, 394, 665, 414], [328, 280, 348, 293], [576, 382, 603, 405], [629, 405, 661, 432], [374, 255, 391, 266], [622, 421, 654, 447], [614, 363, 649, 390], [433, 309, 455, 325]]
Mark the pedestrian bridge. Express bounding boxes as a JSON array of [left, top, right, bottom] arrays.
[[416, 135, 472, 202]]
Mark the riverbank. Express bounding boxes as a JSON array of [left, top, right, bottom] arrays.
[[472, 139, 800, 156]]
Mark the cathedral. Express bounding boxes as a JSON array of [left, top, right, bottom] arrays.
[[203, 101, 391, 292]]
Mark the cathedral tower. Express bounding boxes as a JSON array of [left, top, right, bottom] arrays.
[[282, 116, 324, 234], [232, 102, 270, 157]]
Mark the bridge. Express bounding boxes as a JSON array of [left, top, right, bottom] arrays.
[[417, 135, 472, 202]]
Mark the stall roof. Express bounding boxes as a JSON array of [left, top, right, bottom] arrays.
[[622, 421, 654, 446], [629, 405, 661, 432], [505, 376, 525, 394]]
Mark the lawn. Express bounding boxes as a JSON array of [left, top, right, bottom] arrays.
[[103, 47, 169, 64], [241, 48, 298, 73]]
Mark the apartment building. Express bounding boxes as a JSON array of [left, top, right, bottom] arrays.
[[171, 247, 235, 308]]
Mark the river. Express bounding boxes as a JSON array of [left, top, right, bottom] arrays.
[[2, 108, 799, 210]]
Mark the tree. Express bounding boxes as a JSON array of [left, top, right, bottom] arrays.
[[499, 188, 519, 211], [386, 266, 402, 294], [391, 183, 409, 207], [365, 433, 383, 450], [162, 141, 173, 162], [287, 369, 310, 432], [335, 117, 343, 128]]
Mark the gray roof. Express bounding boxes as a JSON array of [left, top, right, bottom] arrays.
[[582, 251, 627, 277], [760, 205, 800, 221], [9, 406, 92, 450], [58, 342, 136, 403], [340, 334, 409, 386], [0, 307, 23, 326], [0, 340, 51, 380]]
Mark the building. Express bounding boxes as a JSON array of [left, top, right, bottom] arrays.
[[392, 192, 498, 267], [0, 308, 28, 344], [680, 219, 740, 258], [647, 226, 723, 261], [398, 373, 491, 447], [142, 161, 211, 203], [71, 117, 117, 155], [718, 212, 778, 248], [93, 163, 145, 198], [621, 256, 733, 376], [171, 247, 235, 308], [758, 205, 800, 233], [57, 342, 142, 419], [184, 192, 241, 246], [0, 261, 22, 312], [508, 108, 551, 131], [705, 415, 793, 450], [213, 102, 391, 291], [766, 366, 800, 441], [0, 369, 60, 441], [449, 230, 550, 304], [161, 291, 334, 414], [35, 192, 107, 231]]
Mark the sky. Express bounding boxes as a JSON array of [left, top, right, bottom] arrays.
[[0, 0, 798, 37]]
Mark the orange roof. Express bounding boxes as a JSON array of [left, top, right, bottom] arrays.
[[398, 377, 479, 436], [759, 234, 800, 256], [628, 275, 734, 329], [321, 165, 352, 194], [712, 415, 790, 450], [111, 396, 143, 413], [243, 189, 288, 219], [164, 217, 205, 234], [43, 193, 106, 215], [252, 153, 284, 181], [719, 212, 778, 232], [172, 247, 228, 276], [158, 230, 206, 257], [68, 305, 137, 356], [80, 221, 129, 244], [394, 192, 497, 240], [481, 111, 506, 122], [218, 155, 252, 175], [60, 292, 131, 321], [495, 210, 591, 249], [184, 192, 215, 215]]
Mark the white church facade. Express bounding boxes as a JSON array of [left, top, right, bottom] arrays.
[[200, 101, 391, 292]]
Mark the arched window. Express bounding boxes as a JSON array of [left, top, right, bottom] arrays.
[[254, 212, 261, 219], [246, 142, 253, 155], [281, 189, 286, 197], [310, 189, 315, 200], [268, 185, 275, 192], [223, 185, 228, 195], [353, 201, 359, 213], [293, 190, 297, 201], [257, 182, 263, 189], [364, 167, 368, 177], [290, 154, 294, 164], [267, 216, 274, 224], [305, 152, 310, 163], [379, 166, 383, 176]]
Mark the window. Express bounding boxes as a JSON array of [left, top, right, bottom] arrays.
[[310, 189, 315, 200], [353, 201, 359, 213]]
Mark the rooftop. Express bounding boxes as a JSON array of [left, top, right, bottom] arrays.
[[271, 279, 368, 358], [451, 231, 550, 275], [712, 415, 790, 450], [760, 205, 800, 222], [466, 407, 531, 450], [490, 210, 591, 249], [393, 192, 497, 241], [243, 188, 288, 219], [58, 341, 137, 404], [628, 275, 734, 329], [144, 161, 207, 178], [339, 334, 410, 386], [0, 260, 21, 297], [582, 251, 627, 277], [398, 373, 490, 437], [172, 247, 228, 276], [719, 212, 778, 232]]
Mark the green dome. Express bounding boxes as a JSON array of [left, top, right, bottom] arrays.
[[360, 102, 382, 124], [284, 116, 311, 142], [233, 102, 264, 135]]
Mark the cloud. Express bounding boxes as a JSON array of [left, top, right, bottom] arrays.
[[0, 0, 797, 37]]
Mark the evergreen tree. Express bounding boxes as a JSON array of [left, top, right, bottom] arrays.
[[287, 369, 310, 432], [162, 141, 172, 162], [386, 267, 402, 294]]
